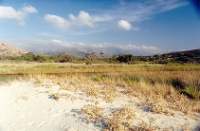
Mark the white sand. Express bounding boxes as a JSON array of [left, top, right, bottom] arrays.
[[0, 81, 99, 131], [0, 80, 199, 131]]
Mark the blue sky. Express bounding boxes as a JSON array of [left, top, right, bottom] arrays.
[[0, 0, 200, 55]]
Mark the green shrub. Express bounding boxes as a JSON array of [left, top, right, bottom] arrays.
[[12, 53, 52, 62], [55, 54, 73, 63], [182, 86, 200, 99]]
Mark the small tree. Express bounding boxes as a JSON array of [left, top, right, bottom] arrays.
[[85, 52, 97, 65]]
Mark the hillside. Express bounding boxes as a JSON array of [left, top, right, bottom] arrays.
[[150, 49, 200, 63], [0, 43, 28, 58]]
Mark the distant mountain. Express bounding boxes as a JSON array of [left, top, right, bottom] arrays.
[[0, 43, 28, 58], [151, 49, 200, 63], [12, 41, 160, 57], [1, 41, 199, 64], [14, 42, 87, 57]]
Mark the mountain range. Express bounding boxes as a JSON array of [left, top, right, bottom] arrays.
[[0, 42, 199, 63]]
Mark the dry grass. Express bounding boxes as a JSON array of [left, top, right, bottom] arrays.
[[27, 65, 200, 115], [3, 63, 199, 114], [81, 104, 104, 123], [104, 106, 135, 131], [0, 62, 200, 75], [81, 105, 135, 131], [81, 105, 159, 131]]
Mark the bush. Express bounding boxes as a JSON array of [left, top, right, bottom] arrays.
[[33, 55, 49, 62], [116, 54, 135, 63], [55, 54, 73, 63]]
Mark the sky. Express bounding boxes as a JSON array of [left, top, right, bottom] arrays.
[[0, 0, 200, 55]]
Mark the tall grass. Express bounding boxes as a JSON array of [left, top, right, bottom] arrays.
[[29, 68, 200, 114], [1, 63, 199, 114]]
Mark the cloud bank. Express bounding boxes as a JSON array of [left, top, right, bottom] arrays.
[[13, 39, 161, 56]]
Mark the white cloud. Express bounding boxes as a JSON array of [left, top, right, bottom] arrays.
[[0, 5, 37, 24], [118, 20, 132, 31], [44, 1, 187, 31], [44, 14, 70, 29], [69, 11, 95, 27], [45, 10, 109, 29], [22, 5, 38, 13], [0, 6, 22, 20]]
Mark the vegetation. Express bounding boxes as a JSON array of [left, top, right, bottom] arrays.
[[0, 62, 199, 130], [2, 48, 200, 64], [8, 53, 74, 63], [29, 65, 200, 130], [0, 48, 199, 130], [2, 63, 199, 102], [115, 54, 135, 64], [0, 63, 200, 74]]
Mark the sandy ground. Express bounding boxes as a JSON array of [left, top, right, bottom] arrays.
[[0, 80, 199, 131]]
